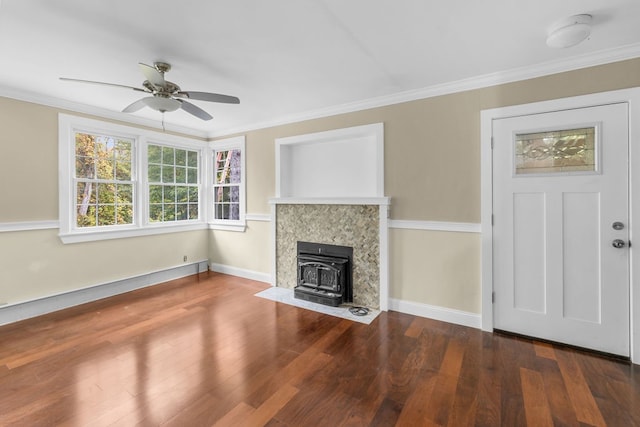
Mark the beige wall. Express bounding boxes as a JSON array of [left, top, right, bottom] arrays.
[[244, 128, 277, 214], [208, 221, 271, 274], [233, 58, 640, 220], [0, 99, 209, 305], [0, 98, 59, 221], [390, 229, 481, 313], [3, 58, 640, 314], [0, 229, 208, 304], [213, 58, 640, 314]]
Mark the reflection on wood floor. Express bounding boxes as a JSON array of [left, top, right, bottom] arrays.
[[0, 272, 638, 426]]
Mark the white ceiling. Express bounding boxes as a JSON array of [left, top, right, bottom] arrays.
[[1, 0, 639, 137]]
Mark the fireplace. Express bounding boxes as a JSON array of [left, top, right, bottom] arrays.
[[295, 241, 353, 307]]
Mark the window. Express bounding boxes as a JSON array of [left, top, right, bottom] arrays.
[[210, 136, 246, 231], [148, 144, 200, 222], [59, 114, 208, 243], [515, 127, 597, 175], [75, 132, 134, 227], [214, 149, 241, 220]]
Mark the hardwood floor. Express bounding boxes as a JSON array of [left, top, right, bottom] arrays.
[[1, 272, 639, 426]]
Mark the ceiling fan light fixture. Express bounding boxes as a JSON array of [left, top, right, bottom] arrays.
[[60, 61, 239, 121], [145, 96, 181, 113], [546, 14, 592, 48]]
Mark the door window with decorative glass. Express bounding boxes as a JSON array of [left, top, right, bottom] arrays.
[[75, 132, 134, 227], [213, 148, 242, 220], [515, 127, 597, 175], [148, 144, 200, 222]]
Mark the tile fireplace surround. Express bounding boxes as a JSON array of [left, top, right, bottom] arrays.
[[270, 198, 390, 310]]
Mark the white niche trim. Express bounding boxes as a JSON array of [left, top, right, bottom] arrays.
[[275, 123, 384, 198]]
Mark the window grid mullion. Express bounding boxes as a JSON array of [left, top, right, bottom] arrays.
[[147, 143, 200, 223]]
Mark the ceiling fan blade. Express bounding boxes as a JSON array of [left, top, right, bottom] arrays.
[[60, 77, 147, 92], [138, 63, 165, 88], [179, 100, 213, 121], [176, 91, 240, 104], [122, 98, 150, 113]]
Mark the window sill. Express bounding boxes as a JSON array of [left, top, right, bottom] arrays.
[[59, 222, 208, 244]]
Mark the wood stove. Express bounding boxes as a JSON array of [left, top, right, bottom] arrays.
[[295, 241, 353, 307]]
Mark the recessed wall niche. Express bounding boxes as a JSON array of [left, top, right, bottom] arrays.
[[275, 123, 384, 198]]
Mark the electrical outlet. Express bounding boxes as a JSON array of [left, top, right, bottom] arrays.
[[183, 255, 188, 262]]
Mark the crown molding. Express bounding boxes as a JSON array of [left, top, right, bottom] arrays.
[[0, 85, 209, 139], [1, 43, 638, 140], [207, 42, 640, 138]]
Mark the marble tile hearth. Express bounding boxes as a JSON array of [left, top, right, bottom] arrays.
[[255, 286, 380, 325]]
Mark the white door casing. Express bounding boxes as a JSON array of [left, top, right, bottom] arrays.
[[492, 103, 629, 356], [481, 88, 640, 363]]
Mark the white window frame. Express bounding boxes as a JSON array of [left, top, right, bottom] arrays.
[[209, 136, 246, 232], [59, 114, 208, 244], [144, 141, 204, 225]]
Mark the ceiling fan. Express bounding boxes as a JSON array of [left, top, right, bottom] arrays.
[[60, 62, 239, 121]]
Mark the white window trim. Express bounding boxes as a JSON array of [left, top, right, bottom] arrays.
[[58, 114, 209, 244], [209, 136, 246, 232], [143, 139, 207, 227]]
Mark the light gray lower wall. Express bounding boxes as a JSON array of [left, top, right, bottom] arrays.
[[275, 204, 380, 308]]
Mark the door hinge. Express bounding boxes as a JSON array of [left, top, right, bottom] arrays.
[[492, 292, 495, 303]]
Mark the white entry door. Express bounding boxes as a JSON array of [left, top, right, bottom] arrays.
[[493, 102, 630, 356]]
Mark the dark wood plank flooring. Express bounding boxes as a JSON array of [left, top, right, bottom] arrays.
[[0, 272, 638, 426]]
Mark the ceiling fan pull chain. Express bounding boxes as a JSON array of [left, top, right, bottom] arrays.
[[162, 112, 165, 132]]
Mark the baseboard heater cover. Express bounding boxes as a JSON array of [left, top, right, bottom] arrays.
[[0, 260, 208, 326]]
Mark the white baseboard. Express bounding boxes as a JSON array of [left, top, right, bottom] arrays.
[[0, 260, 209, 326], [208, 262, 271, 284], [389, 298, 482, 329]]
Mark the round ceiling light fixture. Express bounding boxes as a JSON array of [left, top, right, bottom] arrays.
[[546, 14, 592, 48], [144, 96, 181, 113]]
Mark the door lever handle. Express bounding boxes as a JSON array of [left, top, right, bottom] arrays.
[[612, 239, 626, 249]]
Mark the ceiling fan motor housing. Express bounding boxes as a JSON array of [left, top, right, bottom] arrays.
[[154, 62, 172, 74], [144, 80, 181, 95]]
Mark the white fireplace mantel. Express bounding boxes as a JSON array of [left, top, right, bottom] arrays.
[[269, 197, 390, 206]]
